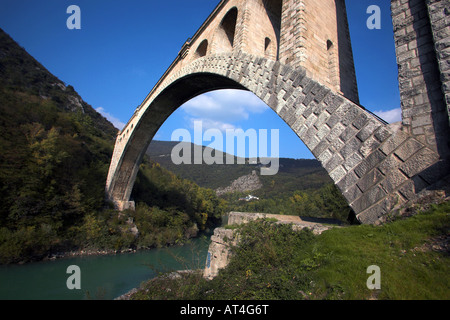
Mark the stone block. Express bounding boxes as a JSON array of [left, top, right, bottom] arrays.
[[324, 152, 344, 172], [359, 136, 381, 158], [343, 152, 363, 172], [357, 168, 385, 193], [314, 86, 331, 104], [394, 138, 424, 161], [317, 148, 333, 165], [324, 94, 345, 113], [340, 125, 358, 142], [312, 139, 329, 158], [354, 150, 386, 178], [379, 129, 410, 155], [341, 106, 361, 127], [329, 137, 345, 153], [302, 91, 316, 107], [380, 168, 409, 194], [374, 126, 392, 143], [357, 199, 389, 225], [378, 153, 402, 175], [343, 184, 363, 204], [326, 113, 342, 129], [330, 165, 347, 183], [399, 147, 440, 177], [314, 109, 331, 129], [357, 119, 381, 141], [352, 185, 387, 213], [316, 124, 331, 140], [337, 170, 359, 191], [352, 112, 370, 129], [397, 179, 416, 200], [340, 137, 361, 160]]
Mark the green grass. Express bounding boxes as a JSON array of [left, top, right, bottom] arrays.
[[129, 200, 450, 300]]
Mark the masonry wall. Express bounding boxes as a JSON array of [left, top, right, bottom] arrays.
[[426, 0, 450, 126], [391, 0, 450, 159], [279, 0, 359, 103]]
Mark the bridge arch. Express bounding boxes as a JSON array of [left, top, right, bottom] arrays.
[[106, 52, 441, 224]]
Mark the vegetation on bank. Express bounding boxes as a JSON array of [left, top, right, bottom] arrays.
[[0, 87, 116, 263], [130, 200, 450, 300], [222, 183, 353, 223]]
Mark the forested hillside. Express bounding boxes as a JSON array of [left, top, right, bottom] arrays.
[[0, 29, 225, 263], [0, 28, 120, 262]]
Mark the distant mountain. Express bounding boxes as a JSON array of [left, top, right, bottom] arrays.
[[145, 140, 352, 222], [147, 140, 332, 198]]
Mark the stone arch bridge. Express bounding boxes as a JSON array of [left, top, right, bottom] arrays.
[[106, 0, 450, 224]]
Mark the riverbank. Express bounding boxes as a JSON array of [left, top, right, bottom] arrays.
[[45, 248, 138, 262], [115, 269, 203, 300], [5, 228, 216, 266], [122, 201, 450, 300]]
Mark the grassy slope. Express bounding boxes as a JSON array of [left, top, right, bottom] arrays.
[[130, 200, 449, 300]]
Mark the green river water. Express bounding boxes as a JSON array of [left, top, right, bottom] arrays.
[[0, 235, 211, 300]]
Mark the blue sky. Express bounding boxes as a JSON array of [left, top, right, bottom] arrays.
[[0, 0, 400, 159]]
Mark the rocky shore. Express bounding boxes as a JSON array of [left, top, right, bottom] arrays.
[[45, 248, 139, 262], [114, 269, 203, 300]]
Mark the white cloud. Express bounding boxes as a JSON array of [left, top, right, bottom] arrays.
[[96, 107, 126, 130], [187, 117, 239, 132], [180, 89, 268, 130], [374, 108, 402, 123]]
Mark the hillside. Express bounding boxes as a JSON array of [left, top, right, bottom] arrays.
[[147, 140, 352, 221], [0, 29, 227, 264], [0, 29, 117, 137], [0, 27, 118, 218], [147, 140, 332, 195], [0, 28, 121, 262]]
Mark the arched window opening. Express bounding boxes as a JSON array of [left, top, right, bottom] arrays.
[[327, 40, 334, 51], [262, 0, 282, 60], [265, 37, 271, 51], [327, 39, 338, 89], [195, 39, 208, 59], [264, 37, 273, 59], [214, 7, 238, 53]]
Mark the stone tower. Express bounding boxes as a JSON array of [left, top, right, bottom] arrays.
[[278, 0, 359, 104]]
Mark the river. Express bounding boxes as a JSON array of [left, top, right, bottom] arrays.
[[0, 235, 211, 300]]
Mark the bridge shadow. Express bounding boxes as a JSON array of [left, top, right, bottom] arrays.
[[299, 216, 346, 226], [131, 158, 192, 214]]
